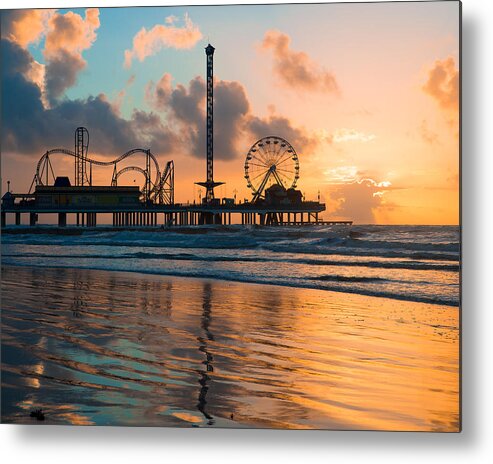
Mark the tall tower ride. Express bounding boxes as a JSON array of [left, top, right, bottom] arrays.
[[195, 44, 223, 203]]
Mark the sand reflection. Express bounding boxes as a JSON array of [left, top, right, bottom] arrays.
[[1, 265, 459, 430]]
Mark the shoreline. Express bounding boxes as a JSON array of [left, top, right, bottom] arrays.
[[0, 262, 459, 308]]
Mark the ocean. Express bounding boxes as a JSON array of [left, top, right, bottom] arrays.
[[0, 224, 460, 429], [1, 224, 460, 307]]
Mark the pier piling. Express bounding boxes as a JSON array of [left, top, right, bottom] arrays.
[[58, 212, 67, 227]]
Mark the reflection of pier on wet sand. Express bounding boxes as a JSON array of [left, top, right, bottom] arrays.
[[1, 266, 458, 430]]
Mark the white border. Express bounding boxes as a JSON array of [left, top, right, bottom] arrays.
[[2, 1, 492, 463]]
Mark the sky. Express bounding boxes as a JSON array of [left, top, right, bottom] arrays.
[[0, 1, 460, 224]]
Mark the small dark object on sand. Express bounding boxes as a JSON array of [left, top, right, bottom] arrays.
[[230, 413, 234, 420], [30, 409, 45, 421]]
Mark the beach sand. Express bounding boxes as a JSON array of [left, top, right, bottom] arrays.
[[1, 265, 459, 430]]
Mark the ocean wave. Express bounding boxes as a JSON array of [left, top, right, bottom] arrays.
[[344, 238, 459, 253], [1, 262, 459, 307], [308, 275, 387, 283], [1, 227, 459, 246], [1, 233, 261, 250], [261, 244, 459, 262], [1, 251, 460, 271], [2, 239, 459, 262]]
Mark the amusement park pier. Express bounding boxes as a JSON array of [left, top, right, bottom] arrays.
[[1, 44, 350, 229]]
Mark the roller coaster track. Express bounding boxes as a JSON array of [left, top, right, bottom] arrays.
[[36, 148, 160, 185], [34, 148, 174, 204], [112, 166, 149, 184]]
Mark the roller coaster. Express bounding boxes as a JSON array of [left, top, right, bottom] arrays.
[[29, 127, 174, 204]]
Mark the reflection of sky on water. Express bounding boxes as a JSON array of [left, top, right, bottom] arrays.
[[1, 265, 459, 430]]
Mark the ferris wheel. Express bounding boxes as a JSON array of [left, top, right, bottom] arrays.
[[244, 136, 300, 202]]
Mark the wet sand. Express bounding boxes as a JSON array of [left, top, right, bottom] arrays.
[[1, 265, 459, 430]]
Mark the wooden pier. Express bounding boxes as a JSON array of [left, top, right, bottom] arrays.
[[1, 201, 351, 228]]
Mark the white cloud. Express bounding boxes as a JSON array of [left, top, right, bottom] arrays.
[[324, 166, 359, 184], [124, 13, 202, 68], [333, 128, 376, 143]]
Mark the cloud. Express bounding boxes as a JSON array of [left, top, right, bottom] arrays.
[[1, 10, 56, 106], [261, 29, 339, 94], [246, 113, 319, 155], [0, 9, 54, 48], [329, 177, 393, 224], [324, 166, 359, 184], [145, 73, 174, 111], [45, 50, 86, 103], [151, 76, 251, 160], [214, 80, 251, 159], [25, 59, 46, 94], [130, 110, 179, 154], [422, 56, 458, 125], [1, 38, 176, 158], [146, 73, 319, 160], [163, 76, 206, 158], [2, 9, 100, 105], [323, 166, 393, 223], [1, 33, 34, 75], [332, 128, 376, 143], [44, 8, 100, 58], [124, 13, 202, 68], [165, 15, 179, 25], [42, 9, 100, 105], [313, 127, 377, 146]]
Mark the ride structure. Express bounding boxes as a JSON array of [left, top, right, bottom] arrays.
[[30, 128, 174, 205], [195, 44, 224, 205], [75, 127, 90, 186], [244, 136, 300, 203]]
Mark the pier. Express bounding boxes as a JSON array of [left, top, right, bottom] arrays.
[[0, 200, 351, 228]]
